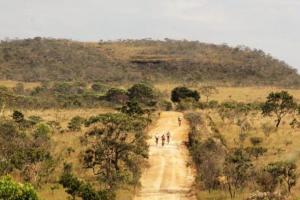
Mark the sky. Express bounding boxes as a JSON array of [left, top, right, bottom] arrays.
[[0, 0, 299, 70]]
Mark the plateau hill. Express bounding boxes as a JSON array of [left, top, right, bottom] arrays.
[[0, 38, 299, 87]]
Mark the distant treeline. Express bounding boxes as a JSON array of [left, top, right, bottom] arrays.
[[0, 38, 299, 87]]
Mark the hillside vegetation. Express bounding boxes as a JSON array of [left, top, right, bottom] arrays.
[[0, 38, 299, 87]]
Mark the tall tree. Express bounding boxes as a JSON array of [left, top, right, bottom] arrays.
[[262, 91, 297, 127], [83, 113, 148, 189]]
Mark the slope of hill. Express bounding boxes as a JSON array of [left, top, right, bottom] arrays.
[[0, 37, 299, 87]]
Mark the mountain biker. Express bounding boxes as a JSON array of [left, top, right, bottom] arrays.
[[161, 134, 166, 147], [166, 131, 170, 144], [155, 135, 159, 146], [178, 117, 182, 126]]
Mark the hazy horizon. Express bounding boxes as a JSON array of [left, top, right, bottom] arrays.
[[0, 0, 299, 70]]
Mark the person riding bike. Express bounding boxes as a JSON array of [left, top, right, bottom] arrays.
[[161, 134, 166, 147], [166, 131, 170, 144], [178, 117, 182, 126], [155, 135, 159, 146]]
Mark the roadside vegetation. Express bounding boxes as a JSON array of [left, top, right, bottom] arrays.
[[184, 89, 300, 200]]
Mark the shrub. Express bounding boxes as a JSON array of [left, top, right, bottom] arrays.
[[0, 176, 39, 200], [171, 86, 200, 103], [12, 110, 24, 123], [176, 98, 198, 111], [127, 83, 157, 106], [68, 116, 84, 131], [34, 123, 51, 139], [105, 88, 128, 104], [27, 115, 43, 126], [250, 137, 263, 146], [263, 161, 297, 193], [158, 100, 173, 111], [91, 83, 108, 93], [121, 101, 144, 116]]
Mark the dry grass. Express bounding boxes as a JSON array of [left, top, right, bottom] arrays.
[[0, 80, 40, 89], [155, 83, 300, 102]]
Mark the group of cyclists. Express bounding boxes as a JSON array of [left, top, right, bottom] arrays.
[[155, 132, 170, 146], [154, 116, 182, 147]]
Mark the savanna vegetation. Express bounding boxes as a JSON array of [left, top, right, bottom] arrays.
[[1, 37, 300, 200], [0, 38, 299, 87], [184, 89, 300, 200]]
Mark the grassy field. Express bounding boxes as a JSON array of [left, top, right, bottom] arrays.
[[156, 83, 300, 102]]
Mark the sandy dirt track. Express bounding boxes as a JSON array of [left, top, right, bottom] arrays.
[[134, 111, 195, 200]]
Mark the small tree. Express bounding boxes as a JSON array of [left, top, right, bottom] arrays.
[[127, 83, 157, 106], [223, 148, 253, 198], [263, 161, 297, 193], [0, 176, 39, 200], [83, 113, 148, 190], [262, 91, 297, 127], [171, 87, 200, 103], [199, 86, 218, 103]]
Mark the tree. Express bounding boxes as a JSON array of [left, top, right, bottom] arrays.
[[83, 113, 148, 189], [223, 148, 253, 198], [171, 87, 200, 103], [199, 86, 218, 103], [262, 91, 297, 127], [59, 171, 112, 200], [127, 83, 157, 106], [0, 176, 39, 200], [263, 161, 297, 193]]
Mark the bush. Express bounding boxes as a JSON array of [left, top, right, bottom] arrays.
[[250, 137, 263, 146], [28, 115, 43, 125], [34, 123, 51, 139], [105, 88, 128, 104], [12, 110, 24, 123], [176, 98, 198, 111], [121, 101, 144, 116], [68, 116, 84, 131], [91, 83, 108, 93], [171, 86, 200, 103], [127, 83, 157, 106], [158, 100, 173, 111], [0, 176, 39, 200]]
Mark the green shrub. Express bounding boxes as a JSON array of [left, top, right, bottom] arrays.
[[34, 123, 51, 139], [127, 83, 157, 106], [171, 86, 200, 103], [68, 116, 84, 131], [0, 176, 39, 200]]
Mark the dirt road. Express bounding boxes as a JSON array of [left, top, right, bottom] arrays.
[[134, 111, 195, 200]]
